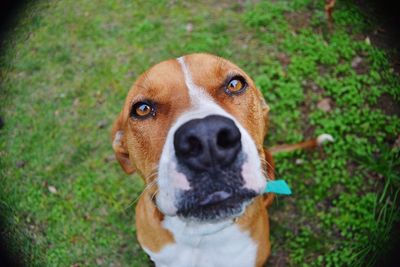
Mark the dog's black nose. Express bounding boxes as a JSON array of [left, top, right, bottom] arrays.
[[174, 115, 241, 171]]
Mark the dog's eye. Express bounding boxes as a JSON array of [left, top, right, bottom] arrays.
[[131, 101, 155, 119], [225, 76, 247, 95]]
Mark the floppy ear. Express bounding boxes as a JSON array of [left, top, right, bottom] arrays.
[[260, 96, 270, 136], [254, 84, 270, 137], [111, 112, 136, 174]]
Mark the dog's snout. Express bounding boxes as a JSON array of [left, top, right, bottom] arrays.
[[174, 115, 241, 171]]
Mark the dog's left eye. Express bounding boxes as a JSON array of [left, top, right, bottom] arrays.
[[225, 76, 247, 95], [131, 101, 156, 119]]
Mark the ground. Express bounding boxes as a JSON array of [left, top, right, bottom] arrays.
[[0, 0, 399, 266]]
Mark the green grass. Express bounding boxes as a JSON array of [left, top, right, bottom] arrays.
[[1, 0, 399, 266]]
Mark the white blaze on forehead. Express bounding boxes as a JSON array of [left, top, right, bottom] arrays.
[[176, 56, 232, 120], [177, 56, 213, 106]]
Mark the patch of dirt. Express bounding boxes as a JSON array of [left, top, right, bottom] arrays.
[[284, 11, 312, 32], [317, 97, 334, 112], [267, 249, 289, 267], [302, 123, 316, 140], [375, 93, 400, 117], [317, 184, 344, 210], [276, 52, 291, 69], [15, 160, 26, 168], [104, 154, 116, 163], [299, 80, 331, 139], [351, 55, 369, 75], [317, 64, 332, 76], [231, 0, 247, 12], [346, 159, 384, 198], [306, 80, 327, 95], [299, 99, 314, 139]]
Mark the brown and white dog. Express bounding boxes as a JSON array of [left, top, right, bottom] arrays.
[[111, 53, 333, 267]]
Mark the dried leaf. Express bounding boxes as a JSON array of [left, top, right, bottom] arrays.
[[186, 23, 193, 33], [48, 185, 58, 194], [317, 98, 332, 112], [97, 120, 108, 129], [15, 160, 26, 169], [351, 56, 363, 69]]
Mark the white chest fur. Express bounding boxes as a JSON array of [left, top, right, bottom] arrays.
[[143, 216, 257, 267]]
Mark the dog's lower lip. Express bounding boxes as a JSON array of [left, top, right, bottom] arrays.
[[199, 191, 232, 206], [177, 189, 258, 221]]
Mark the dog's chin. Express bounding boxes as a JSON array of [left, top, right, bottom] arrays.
[[176, 190, 257, 223]]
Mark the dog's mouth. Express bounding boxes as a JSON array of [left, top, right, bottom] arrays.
[[176, 188, 257, 222], [199, 190, 232, 206], [170, 150, 262, 222]]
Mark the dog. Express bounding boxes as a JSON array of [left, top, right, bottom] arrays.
[[111, 53, 333, 267]]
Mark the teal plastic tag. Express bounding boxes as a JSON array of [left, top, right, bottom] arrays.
[[265, 180, 292, 195]]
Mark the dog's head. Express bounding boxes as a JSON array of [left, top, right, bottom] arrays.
[[112, 53, 270, 222]]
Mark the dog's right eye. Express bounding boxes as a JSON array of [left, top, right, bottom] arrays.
[[130, 101, 156, 119], [224, 75, 248, 96]]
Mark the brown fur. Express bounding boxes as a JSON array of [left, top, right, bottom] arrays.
[[135, 192, 175, 252], [112, 54, 274, 265]]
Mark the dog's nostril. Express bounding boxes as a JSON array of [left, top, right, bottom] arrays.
[[175, 133, 203, 158], [217, 128, 240, 149], [187, 136, 202, 156]]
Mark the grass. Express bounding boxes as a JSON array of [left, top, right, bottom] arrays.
[[0, 0, 399, 266]]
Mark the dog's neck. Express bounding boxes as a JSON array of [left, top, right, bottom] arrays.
[[143, 198, 259, 267], [138, 191, 266, 267]]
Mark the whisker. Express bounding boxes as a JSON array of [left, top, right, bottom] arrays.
[[125, 170, 159, 210], [151, 188, 159, 202], [260, 157, 280, 178], [125, 180, 157, 210]]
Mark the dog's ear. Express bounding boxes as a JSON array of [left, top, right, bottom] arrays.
[[111, 112, 136, 174], [258, 93, 270, 137], [260, 96, 270, 124]]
